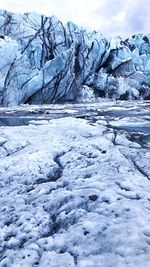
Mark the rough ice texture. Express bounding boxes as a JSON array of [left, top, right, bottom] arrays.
[[0, 108, 150, 266], [0, 10, 150, 106]]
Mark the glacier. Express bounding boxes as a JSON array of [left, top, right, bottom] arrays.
[[0, 10, 150, 106], [0, 9, 150, 267]]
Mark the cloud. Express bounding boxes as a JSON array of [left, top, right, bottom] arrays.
[[125, 0, 150, 33], [94, 0, 150, 36], [0, 0, 149, 37]]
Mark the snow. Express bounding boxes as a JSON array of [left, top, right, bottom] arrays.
[[39, 251, 75, 267], [0, 105, 150, 266]]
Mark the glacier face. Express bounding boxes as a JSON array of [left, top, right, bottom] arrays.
[[0, 10, 150, 106]]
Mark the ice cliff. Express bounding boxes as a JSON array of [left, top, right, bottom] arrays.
[[0, 9, 150, 106]]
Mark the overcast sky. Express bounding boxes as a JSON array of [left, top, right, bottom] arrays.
[[0, 0, 149, 37]]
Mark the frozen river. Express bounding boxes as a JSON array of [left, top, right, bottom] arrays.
[[0, 100, 149, 130], [0, 100, 149, 147]]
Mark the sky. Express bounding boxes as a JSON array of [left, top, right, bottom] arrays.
[[0, 0, 149, 37]]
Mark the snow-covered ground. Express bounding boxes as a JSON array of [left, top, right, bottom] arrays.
[[0, 101, 150, 266]]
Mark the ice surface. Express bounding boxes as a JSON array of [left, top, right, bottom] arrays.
[[0, 108, 150, 266]]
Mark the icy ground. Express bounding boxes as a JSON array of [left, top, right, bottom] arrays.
[[0, 100, 150, 267]]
